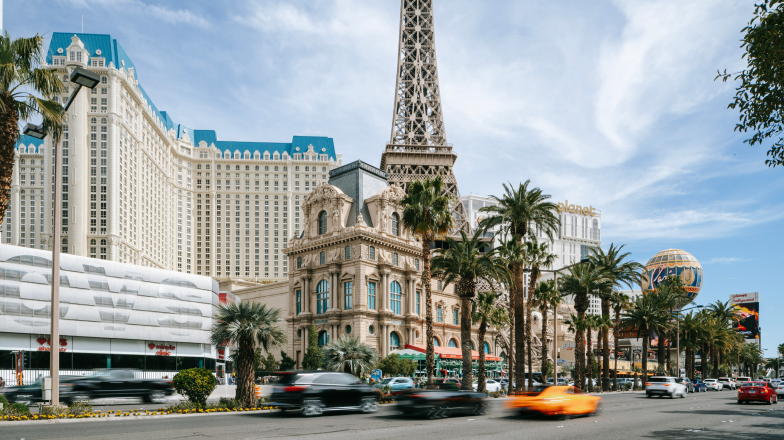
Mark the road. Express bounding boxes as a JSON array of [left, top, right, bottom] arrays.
[[2, 390, 782, 439]]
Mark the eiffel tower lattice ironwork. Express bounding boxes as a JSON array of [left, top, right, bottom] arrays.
[[380, 0, 468, 231]]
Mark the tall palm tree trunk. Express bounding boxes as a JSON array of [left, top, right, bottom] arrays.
[[525, 267, 538, 390], [574, 321, 586, 392], [540, 305, 550, 383], [507, 284, 515, 395], [587, 326, 594, 393], [657, 327, 666, 374], [477, 319, 488, 393], [712, 345, 719, 378], [613, 306, 620, 391], [423, 238, 435, 387], [601, 298, 610, 391], [700, 341, 708, 378], [459, 284, 474, 391], [0, 97, 19, 225], [641, 332, 649, 390], [514, 263, 526, 392], [237, 339, 256, 408]]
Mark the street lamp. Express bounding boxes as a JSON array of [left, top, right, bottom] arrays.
[[675, 304, 703, 377], [22, 65, 100, 407]]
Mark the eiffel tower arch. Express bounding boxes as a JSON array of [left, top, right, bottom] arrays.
[[379, 0, 468, 232]]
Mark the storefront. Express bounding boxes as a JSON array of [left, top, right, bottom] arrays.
[[0, 244, 221, 384], [404, 344, 503, 379]]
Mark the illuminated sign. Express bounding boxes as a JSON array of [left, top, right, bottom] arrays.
[[557, 200, 597, 217], [730, 294, 759, 341]]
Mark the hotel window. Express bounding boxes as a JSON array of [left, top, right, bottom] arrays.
[[344, 282, 352, 309], [345, 245, 351, 260], [415, 259, 420, 270], [297, 256, 302, 268], [369, 246, 375, 260], [368, 282, 376, 310], [296, 290, 301, 315], [437, 280, 442, 291], [316, 280, 329, 314], [390, 281, 401, 315], [453, 309, 458, 325], [392, 213, 400, 236], [416, 291, 420, 315], [318, 211, 327, 234], [320, 251, 325, 265], [437, 305, 442, 323], [393, 253, 398, 266]]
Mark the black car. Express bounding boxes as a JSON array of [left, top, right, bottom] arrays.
[[66, 369, 175, 403], [1, 375, 86, 405], [675, 377, 695, 393], [270, 371, 378, 416], [396, 389, 487, 419]]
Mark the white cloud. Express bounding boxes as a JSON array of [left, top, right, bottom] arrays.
[[59, 0, 210, 28], [705, 257, 746, 264]]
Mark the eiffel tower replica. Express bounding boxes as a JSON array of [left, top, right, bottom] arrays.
[[380, 0, 468, 232]]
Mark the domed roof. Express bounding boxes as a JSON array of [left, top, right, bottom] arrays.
[[644, 249, 701, 268]]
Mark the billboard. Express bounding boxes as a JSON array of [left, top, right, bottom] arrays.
[[731, 293, 759, 341]]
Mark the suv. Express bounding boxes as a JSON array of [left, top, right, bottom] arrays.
[[703, 379, 723, 391], [718, 377, 736, 390], [270, 371, 378, 416], [646, 376, 687, 398], [675, 377, 695, 393]]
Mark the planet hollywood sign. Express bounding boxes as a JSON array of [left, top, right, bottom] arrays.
[[557, 200, 597, 217], [149, 343, 176, 356]]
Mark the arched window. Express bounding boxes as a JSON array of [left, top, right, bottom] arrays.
[[390, 281, 402, 315], [100, 239, 106, 246], [320, 251, 325, 265], [448, 338, 458, 348], [392, 213, 400, 236], [390, 332, 400, 350], [90, 239, 96, 245], [393, 253, 398, 266], [484, 342, 490, 354], [369, 246, 375, 260], [318, 330, 329, 347], [345, 246, 351, 260], [318, 211, 327, 234], [433, 337, 441, 347], [316, 280, 330, 314], [297, 257, 302, 268]]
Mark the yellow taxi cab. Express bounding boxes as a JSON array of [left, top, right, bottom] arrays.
[[505, 385, 601, 418]]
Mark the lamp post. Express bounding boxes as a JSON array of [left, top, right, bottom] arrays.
[[23, 66, 100, 406], [537, 258, 589, 382], [674, 304, 702, 377]]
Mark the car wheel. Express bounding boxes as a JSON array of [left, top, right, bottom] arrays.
[[301, 399, 324, 417], [69, 394, 91, 404], [774, 396, 778, 405], [681, 391, 686, 398], [738, 400, 743, 404], [768, 396, 774, 405], [145, 391, 166, 404], [472, 402, 487, 416], [428, 405, 446, 419], [360, 397, 378, 414]]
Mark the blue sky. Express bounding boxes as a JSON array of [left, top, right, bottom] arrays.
[[7, 0, 784, 356]]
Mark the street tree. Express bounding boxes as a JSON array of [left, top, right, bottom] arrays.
[[323, 335, 379, 377], [521, 239, 556, 389], [471, 291, 509, 393], [532, 279, 561, 383]]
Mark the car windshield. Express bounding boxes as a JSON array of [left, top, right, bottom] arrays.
[[380, 378, 393, 384], [648, 377, 670, 383]]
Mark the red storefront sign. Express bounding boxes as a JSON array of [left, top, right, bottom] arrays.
[[148, 343, 175, 356], [37, 337, 67, 352]]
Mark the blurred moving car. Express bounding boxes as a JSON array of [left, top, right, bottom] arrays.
[[738, 381, 778, 405], [703, 379, 723, 391], [775, 382, 784, 395], [270, 371, 378, 416], [506, 385, 601, 418], [61, 369, 175, 403], [374, 377, 414, 393], [718, 377, 736, 390], [546, 378, 569, 386], [735, 376, 752, 384], [675, 377, 695, 393], [472, 379, 502, 393], [396, 389, 487, 418], [645, 376, 687, 398], [692, 379, 708, 393], [1, 375, 87, 405]]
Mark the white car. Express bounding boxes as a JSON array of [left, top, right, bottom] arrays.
[[776, 383, 784, 394], [472, 379, 502, 393], [703, 379, 723, 391], [718, 377, 736, 390], [646, 376, 688, 398]]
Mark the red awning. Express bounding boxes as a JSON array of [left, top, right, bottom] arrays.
[[404, 344, 502, 362]]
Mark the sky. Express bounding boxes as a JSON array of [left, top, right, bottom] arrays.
[[6, 0, 784, 357]]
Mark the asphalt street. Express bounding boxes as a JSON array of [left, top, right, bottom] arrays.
[[1, 390, 782, 440]]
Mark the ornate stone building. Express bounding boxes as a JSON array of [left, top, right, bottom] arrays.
[[276, 161, 500, 368]]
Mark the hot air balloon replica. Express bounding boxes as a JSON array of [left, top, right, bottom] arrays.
[[640, 249, 703, 307]]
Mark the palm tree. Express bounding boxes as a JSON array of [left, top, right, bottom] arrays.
[[622, 293, 671, 390], [610, 291, 631, 390], [593, 315, 612, 390], [588, 244, 644, 391], [532, 279, 561, 383], [564, 314, 589, 388], [522, 239, 557, 389], [679, 311, 702, 379], [558, 263, 610, 391], [480, 181, 560, 391], [323, 335, 380, 377], [584, 314, 598, 393], [0, 32, 65, 225], [210, 302, 287, 407], [471, 291, 509, 393], [431, 229, 509, 390], [648, 281, 688, 374], [496, 237, 526, 393], [401, 176, 454, 387]]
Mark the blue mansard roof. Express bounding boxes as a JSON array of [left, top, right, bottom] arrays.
[[45, 33, 337, 160], [15, 135, 45, 153], [193, 131, 337, 160]]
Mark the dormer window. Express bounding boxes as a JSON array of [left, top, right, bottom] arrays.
[[91, 58, 105, 67], [318, 211, 327, 235]]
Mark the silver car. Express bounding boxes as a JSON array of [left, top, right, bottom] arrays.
[[703, 379, 723, 391]]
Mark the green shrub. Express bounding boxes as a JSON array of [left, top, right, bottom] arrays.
[[39, 405, 68, 417], [173, 368, 217, 408], [68, 400, 93, 416], [9, 402, 29, 414], [167, 400, 202, 412], [218, 397, 241, 410], [0, 394, 8, 408]]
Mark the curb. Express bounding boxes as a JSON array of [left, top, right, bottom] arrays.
[[0, 408, 274, 425]]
